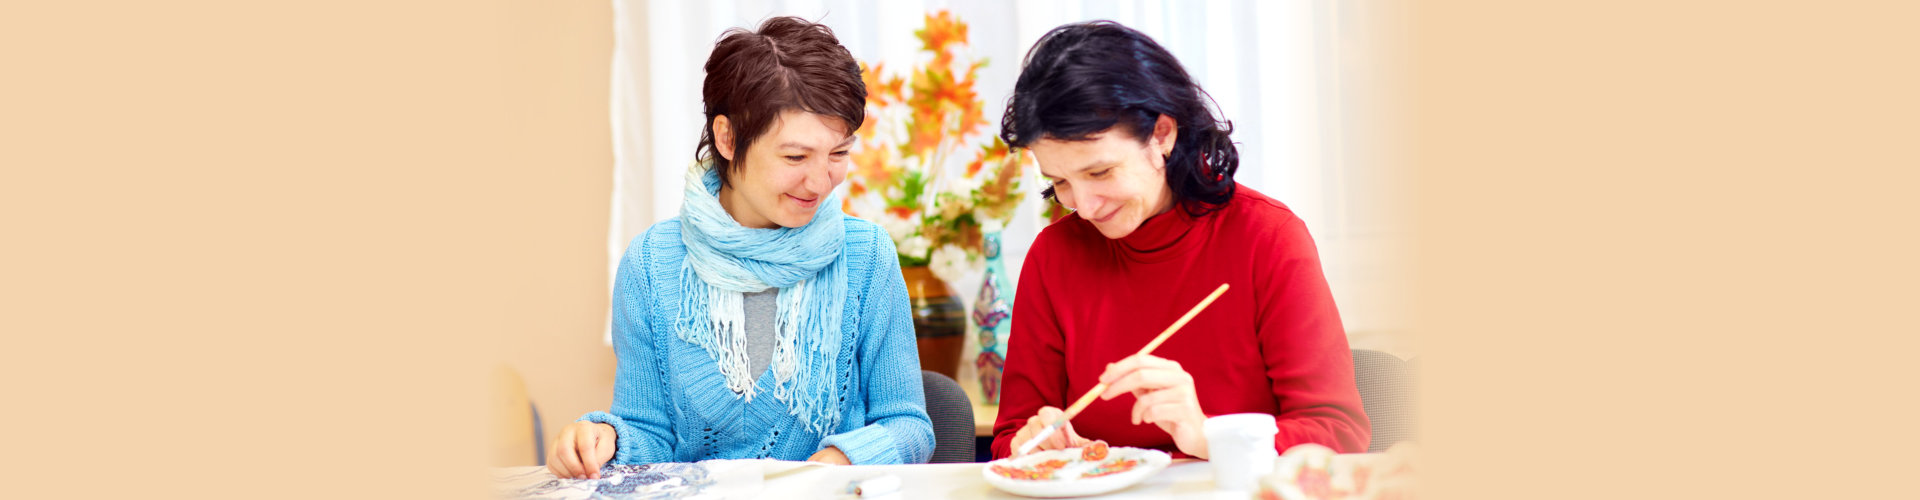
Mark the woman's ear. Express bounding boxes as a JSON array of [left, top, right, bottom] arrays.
[[1150, 114, 1179, 159], [714, 115, 736, 161]]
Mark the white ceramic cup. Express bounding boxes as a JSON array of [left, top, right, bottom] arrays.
[[1203, 413, 1280, 491]]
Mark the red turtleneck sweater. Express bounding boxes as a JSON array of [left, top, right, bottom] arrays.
[[990, 185, 1370, 459]]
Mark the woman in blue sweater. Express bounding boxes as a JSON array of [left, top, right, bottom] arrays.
[[547, 17, 933, 478]]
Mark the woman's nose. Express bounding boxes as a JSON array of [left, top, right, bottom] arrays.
[[1066, 190, 1100, 216], [805, 160, 840, 195]]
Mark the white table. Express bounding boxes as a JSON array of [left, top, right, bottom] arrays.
[[756, 459, 1238, 499], [498, 454, 1379, 500]]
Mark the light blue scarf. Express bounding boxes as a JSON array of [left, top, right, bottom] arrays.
[[677, 161, 846, 435]]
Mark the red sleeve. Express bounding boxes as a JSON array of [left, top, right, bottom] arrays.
[[1255, 215, 1372, 453], [989, 240, 1067, 459]]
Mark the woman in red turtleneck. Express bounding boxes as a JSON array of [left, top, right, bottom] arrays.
[[990, 21, 1369, 460]]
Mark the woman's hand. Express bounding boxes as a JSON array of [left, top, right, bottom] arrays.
[[548, 421, 618, 479], [1009, 405, 1092, 456], [806, 446, 852, 465], [1099, 354, 1210, 458]]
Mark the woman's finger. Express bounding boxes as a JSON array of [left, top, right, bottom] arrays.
[[1036, 406, 1069, 450], [1102, 366, 1192, 400], [1065, 423, 1092, 447], [1014, 407, 1063, 455], [1098, 354, 1182, 384], [1045, 420, 1072, 450], [576, 427, 603, 479], [592, 427, 618, 472], [554, 426, 584, 479], [1012, 421, 1036, 450], [1015, 423, 1041, 451], [1131, 388, 1179, 425], [546, 434, 569, 478], [1052, 423, 1083, 449], [1015, 427, 1052, 454], [1012, 434, 1034, 455], [1139, 401, 1195, 428]]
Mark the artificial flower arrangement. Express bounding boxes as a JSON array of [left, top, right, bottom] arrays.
[[843, 10, 1032, 284]]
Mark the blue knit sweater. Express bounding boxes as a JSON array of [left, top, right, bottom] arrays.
[[580, 214, 934, 465]]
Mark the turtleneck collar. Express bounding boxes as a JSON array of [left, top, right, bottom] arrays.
[[1111, 200, 1210, 263]]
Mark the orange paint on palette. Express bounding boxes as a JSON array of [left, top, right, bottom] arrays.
[[1080, 440, 1109, 461], [1080, 458, 1140, 478], [988, 459, 1072, 481]]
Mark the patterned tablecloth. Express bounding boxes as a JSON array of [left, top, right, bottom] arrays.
[[494, 460, 798, 500]]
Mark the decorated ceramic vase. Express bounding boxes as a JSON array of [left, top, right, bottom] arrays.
[[972, 231, 1013, 403]]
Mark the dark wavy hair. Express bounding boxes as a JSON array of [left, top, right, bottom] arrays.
[[696, 17, 866, 189], [999, 21, 1239, 217]]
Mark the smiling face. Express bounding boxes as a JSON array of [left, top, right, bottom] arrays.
[[713, 110, 855, 229], [1032, 115, 1180, 239]]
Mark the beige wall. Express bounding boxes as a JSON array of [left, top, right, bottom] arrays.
[[490, 1, 620, 464], [7, 0, 622, 495]]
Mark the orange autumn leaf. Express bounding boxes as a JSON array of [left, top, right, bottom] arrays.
[[952, 61, 988, 139], [857, 112, 878, 141], [967, 135, 1010, 177], [974, 139, 1029, 222], [905, 66, 950, 117], [900, 63, 984, 158], [905, 62, 985, 142], [860, 62, 884, 107], [986, 149, 1021, 196], [916, 11, 967, 69], [916, 65, 974, 112], [904, 105, 947, 159], [852, 143, 894, 189], [859, 61, 904, 108]]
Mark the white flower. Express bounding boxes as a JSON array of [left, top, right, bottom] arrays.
[[897, 235, 932, 260], [879, 213, 918, 244], [937, 193, 970, 220], [943, 174, 982, 196], [978, 216, 1005, 234], [928, 244, 980, 284]]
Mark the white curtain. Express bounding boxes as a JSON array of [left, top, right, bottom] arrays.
[[606, 0, 1407, 354]]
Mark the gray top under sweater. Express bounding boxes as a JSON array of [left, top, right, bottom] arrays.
[[742, 289, 778, 378]]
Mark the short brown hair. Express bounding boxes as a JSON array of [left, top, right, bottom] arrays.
[[697, 17, 866, 188]]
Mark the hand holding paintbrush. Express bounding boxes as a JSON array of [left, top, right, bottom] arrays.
[[1011, 283, 1231, 456]]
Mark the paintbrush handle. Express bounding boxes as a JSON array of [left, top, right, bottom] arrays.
[[1014, 422, 1059, 456], [1060, 382, 1109, 420]]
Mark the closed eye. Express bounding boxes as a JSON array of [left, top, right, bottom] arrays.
[[785, 155, 806, 162], [1088, 168, 1112, 178]]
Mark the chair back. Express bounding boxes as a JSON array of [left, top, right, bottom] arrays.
[[1351, 349, 1417, 452], [920, 370, 976, 463]]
